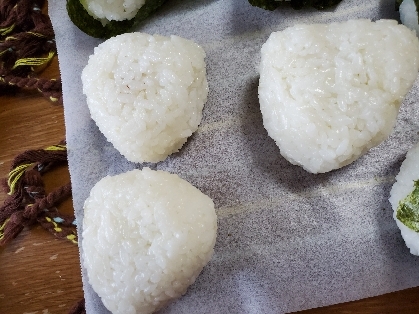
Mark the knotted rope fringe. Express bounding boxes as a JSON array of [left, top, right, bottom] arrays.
[[0, 142, 76, 245], [0, 0, 62, 103]]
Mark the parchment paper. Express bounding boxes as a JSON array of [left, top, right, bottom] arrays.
[[48, 0, 419, 313]]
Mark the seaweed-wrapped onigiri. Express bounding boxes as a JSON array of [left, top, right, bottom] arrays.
[[259, 19, 419, 173], [82, 168, 217, 314], [389, 143, 419, 256], [67, 0, 167, 38], [81, 33, 208, 163]]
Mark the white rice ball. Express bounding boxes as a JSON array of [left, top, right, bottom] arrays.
[[82, 168, 217, 314], [84, 0, 145, 23], [389, 143, 419, 256], [400, 0, 419, 36], [82, 33, 208, 163], [259, 19, 419, 173]]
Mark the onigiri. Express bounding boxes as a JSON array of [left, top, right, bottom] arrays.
[[389, 143, 419, 256], [258, 19, 419, 173], [82, 168, 217, 314], [81, 32, 208, 163]]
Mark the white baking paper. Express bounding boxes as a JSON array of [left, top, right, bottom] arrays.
[[48, 0, 419, 313]]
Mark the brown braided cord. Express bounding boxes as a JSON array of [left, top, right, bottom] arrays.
[[0, 73, 62, 102], [23, 181, 71, 222], [0, 142, 76, 245], [0, 168, 43, 228], [0, 143, 67, 224], [0, 0, 62, 103], [9, 143, 67, 169], [0, 182, 72, 244]]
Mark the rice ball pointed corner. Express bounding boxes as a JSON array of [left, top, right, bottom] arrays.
[[82, 168, 217, 314], [81, 32, 209, 163], [389, 142, 419, 256], [258, 19, 419, 173]]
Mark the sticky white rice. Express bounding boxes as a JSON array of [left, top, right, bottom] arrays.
[[84, 0, 145, 23], [82, 168, 217, 314], [400, 0, 419, 36], [259, 19, 419, 173], [389, 143, 419, 256], [82, 33, 208, 163]]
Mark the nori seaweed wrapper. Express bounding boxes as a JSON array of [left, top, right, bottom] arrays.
[[66, 0, 167, 38]]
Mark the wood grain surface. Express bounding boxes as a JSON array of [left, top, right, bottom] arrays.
[[0, 14, 418, 314]]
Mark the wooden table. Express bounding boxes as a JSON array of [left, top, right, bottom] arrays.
[[0, 32, 418, 314]]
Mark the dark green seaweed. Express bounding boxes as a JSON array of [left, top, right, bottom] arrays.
[[396, 180, 419, 232], [66, 0, 167, 38], [248, 0, 342, 11]]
